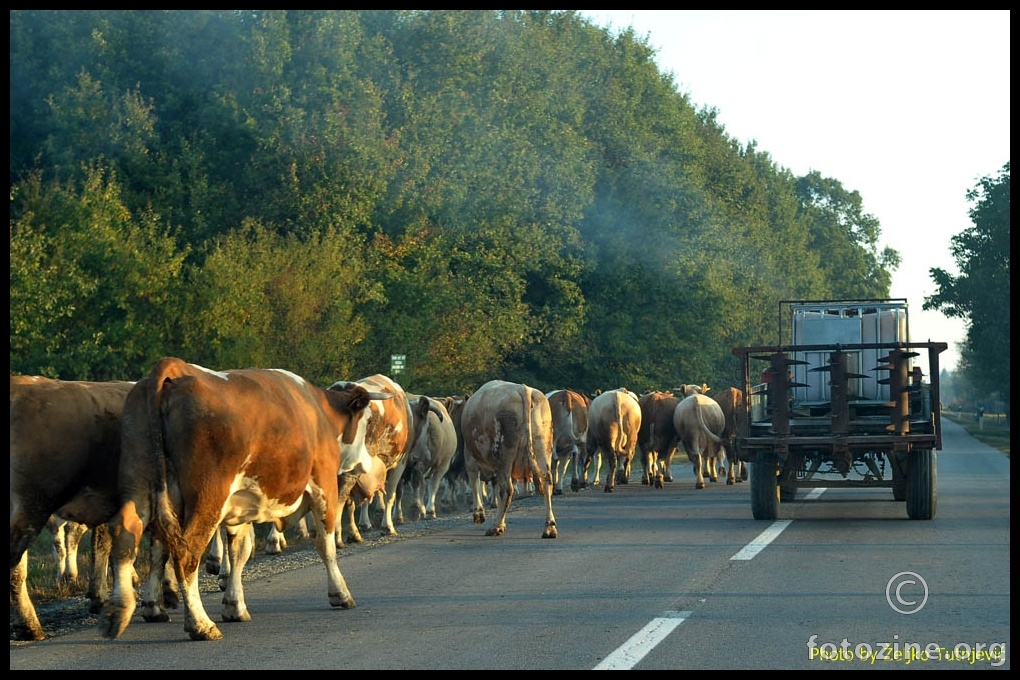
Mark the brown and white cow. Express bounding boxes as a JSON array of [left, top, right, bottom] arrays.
[[673, 393, 726, 490], [587, 388, 643, 493], [713, 386, 748, 484], [100, 358, 391, 641], [545, 389, 590, 495], [329, 374, 441, 542], [10, 376, 135, 641], [637, 391, 681, 488], [461, 380, 557, 538]]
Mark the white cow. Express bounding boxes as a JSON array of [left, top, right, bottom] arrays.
[[673, 393, 726, 489]]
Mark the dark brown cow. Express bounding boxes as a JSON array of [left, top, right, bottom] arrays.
[[10, 376, 135, 641], [100, 358, 390, 641], [461, 380, 557, 538], [713, 386, 748, 484], [637, 391, 681, 488], [673, 393, 726, 489], [435, 395, 474, 510], [587, 388, 643, 493], [545, 389, 590, 495]]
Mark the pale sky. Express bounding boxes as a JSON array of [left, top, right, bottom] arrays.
[[579, 10, 1011, 372]]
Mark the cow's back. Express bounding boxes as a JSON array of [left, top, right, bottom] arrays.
[[637, 391, 680, 452], [10, 375, 135, 641], [461, 380, 557, 538], [11, 376, 134, 526], [674, 393, 725, 438], [712, 387, 746, 440], [588, 388, 642, 447], [546, 389, 589, 454]]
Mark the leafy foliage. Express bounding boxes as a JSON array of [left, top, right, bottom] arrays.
[[924, 163, 1010, 407], [11, 10, 905, 394]]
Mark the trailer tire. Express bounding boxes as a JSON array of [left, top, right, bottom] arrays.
[[751, 454, 780, 520], [906, 449, 937, 520], [891, 451, 908, 501]]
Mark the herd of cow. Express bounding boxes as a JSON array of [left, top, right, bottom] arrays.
[[11, 361, 748, 643]]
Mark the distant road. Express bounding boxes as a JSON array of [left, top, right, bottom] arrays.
[[11, 419, 1010, 670]]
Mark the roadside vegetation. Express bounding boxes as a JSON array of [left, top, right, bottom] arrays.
[[943, 410, 1010, 457]]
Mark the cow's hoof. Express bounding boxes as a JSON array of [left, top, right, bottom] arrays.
[[654, 478, 664, 489], [485, 525, 506, 537], [329, 591, 356, 609], [140, 600, 171, 622], [603, 486, 614, 493], [727, 479, 735, 485], [204, 557, 221, 575], [12, 624, 45, 642], [99, 603, 136, 639], [221, 602, 251, 623], [187, 624, 224, 641], [473, 510, 486, 525], [696, 482, 706, 489], [553, 487, 563, 495], [542, 523, 558, 539]]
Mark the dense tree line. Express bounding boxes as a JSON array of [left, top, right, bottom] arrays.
[[925, 163, 1010, 418], [11, 10, 902, 395]]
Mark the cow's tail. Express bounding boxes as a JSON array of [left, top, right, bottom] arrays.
[[147, 357, 191, 565], [521, 384, 547, 496], [696, 398, 723, 444], [612, 396, 631, 453]]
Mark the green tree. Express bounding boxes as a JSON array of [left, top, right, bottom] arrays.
[[10, 165, 188, 380], [924, 162, 1010, 412], [181, 219, 381, 385]]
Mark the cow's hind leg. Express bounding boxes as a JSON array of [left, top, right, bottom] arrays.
[[87, 523, 113, 614], [11, 551, 46, 641], [140, 537, 174, 622], [603, 452, 618, 493], [486, 477, 514, 536], [691, 453, 706, 489], [220, 523, 254, 623]]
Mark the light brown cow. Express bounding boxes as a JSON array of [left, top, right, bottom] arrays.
[[673, 393, 726, 489], [100, 358, 390, 641], [10, 376, 134, 641], [587, 388, 643, 493], [461, 380, 557, 538], [713, 386, 748, 484], [545, 389, 590, 495], [637, 391, 681, 488]]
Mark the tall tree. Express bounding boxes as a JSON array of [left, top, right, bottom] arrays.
[[924, 162, 1010, 410]]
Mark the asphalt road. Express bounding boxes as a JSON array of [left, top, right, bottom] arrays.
[[10, 419, 1010, 670]]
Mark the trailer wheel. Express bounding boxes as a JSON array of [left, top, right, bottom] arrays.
[[906, 449, 937, 520], [751, 454, 779, 520], [891, 451, 908, 501]]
